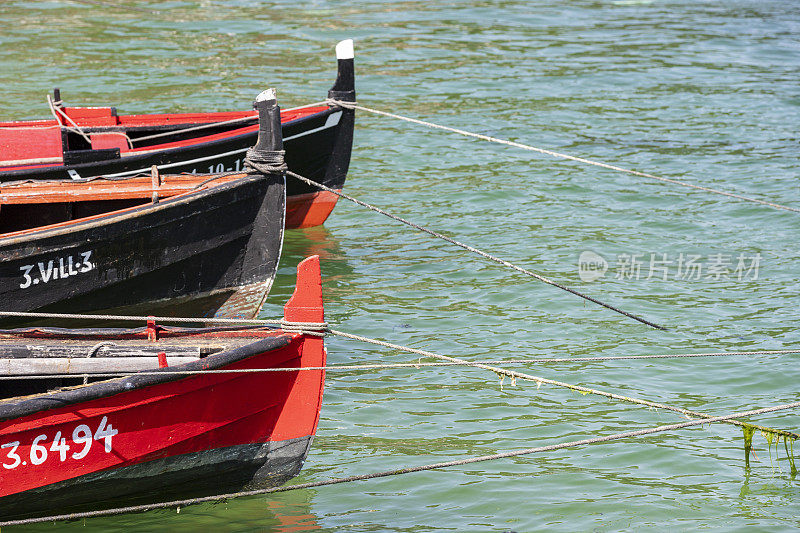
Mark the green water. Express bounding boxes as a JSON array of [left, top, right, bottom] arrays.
[[2, 1, 799, 531]]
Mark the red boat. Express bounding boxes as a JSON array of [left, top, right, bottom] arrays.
[[0, 40, 356, 229], [0, 255, 326, 519]]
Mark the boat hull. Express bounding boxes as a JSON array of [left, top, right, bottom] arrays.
[[0, 174, 285, 318], [0, 333, 324, 519]]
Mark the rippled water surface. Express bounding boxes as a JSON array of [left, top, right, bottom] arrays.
[[2, 0, 799, 531]]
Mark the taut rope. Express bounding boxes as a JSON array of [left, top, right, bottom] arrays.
[[4, 348, 798, 380], [326, 328, 799, 440], [2, 400, 796, 526], [0, 310, 791, 436], [127, 101, 331, 144], [286, 170, 667, 331], [328, 100, 799, 214]]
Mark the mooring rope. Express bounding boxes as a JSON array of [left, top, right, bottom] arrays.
[[46, 94, 92, 145], [46, 94, 134, 150], [2, 400, 796, 527], [0, 308, 791, 436], [38, 97, 330, 149], [326, 328, 799, 439], [129, 100, 332, 144], [328, 100, 800, 214], [0, 308, 792, 435], [0, 310, 308, 328], [284, 170, 666, 331], [126, 100, 340, 143], [121, 100, 335, 145], [245, 149, 288, 175], [5, 348, 798, 381], [130, 116, 258, 144]]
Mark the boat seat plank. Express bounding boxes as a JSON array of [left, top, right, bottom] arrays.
[[1, 356, 200, 375], [0, 344, 206, 358], [0, 127, 63, 162], [63, 106, 119, 126], [0, 173, 246, 204], [90, 133, 130, 152]]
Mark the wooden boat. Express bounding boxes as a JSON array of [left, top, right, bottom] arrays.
[[0, 40, 356, 229], [0, 90, 286, 318], [0, 255, 326, 519]]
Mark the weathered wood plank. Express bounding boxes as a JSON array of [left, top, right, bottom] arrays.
[[0, 345, 203, 359], [1, 357, 200, 375]]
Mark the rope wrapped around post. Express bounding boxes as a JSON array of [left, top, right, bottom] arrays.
[[244, 147, 287, 176], [237, 87, 289, 320], [243, 87, 287, 178]]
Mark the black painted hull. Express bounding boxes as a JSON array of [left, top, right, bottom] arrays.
[[0, 174, 285, 318]]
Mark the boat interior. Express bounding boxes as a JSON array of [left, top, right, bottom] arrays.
[[0, 325, 285, 401], [0, 101, 329, 170], [0, 172, 248, 236]]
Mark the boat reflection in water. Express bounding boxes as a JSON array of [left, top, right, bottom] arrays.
[[261, 224, 355, 317]]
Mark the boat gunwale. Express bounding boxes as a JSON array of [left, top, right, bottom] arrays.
[[0, 104, 328, 132]]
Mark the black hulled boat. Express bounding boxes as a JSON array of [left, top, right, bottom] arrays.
[[0, 89, 288, 319]]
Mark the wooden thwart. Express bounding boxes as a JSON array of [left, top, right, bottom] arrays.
[[0, 173, 247, 205], [1, 356, 200, 375], [0, 344, 207, 358], [0, 343, 208, 374]]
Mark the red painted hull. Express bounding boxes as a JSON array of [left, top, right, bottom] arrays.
[[0, 256, 326, 519], [286, 189, 342, 229]]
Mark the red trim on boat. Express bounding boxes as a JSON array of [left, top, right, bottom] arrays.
[[281, 256, 326, 441], [0, 107, 328, 130], [126, 124, 257, 153]]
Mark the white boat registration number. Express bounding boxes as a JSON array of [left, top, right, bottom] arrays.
[[18, 251, 95, 289], [1, 416, 118, 470]]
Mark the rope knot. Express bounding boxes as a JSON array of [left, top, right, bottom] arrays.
[[244, 148, 287, 176], [280, 320, 328, 337], [325, 98, 357, 109]]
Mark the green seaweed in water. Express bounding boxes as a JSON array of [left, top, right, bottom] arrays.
[[785, 438, 797, 477], [761, 430, 777, 472], [743, 426, 755, 468], [750, 427, 799, 477]]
